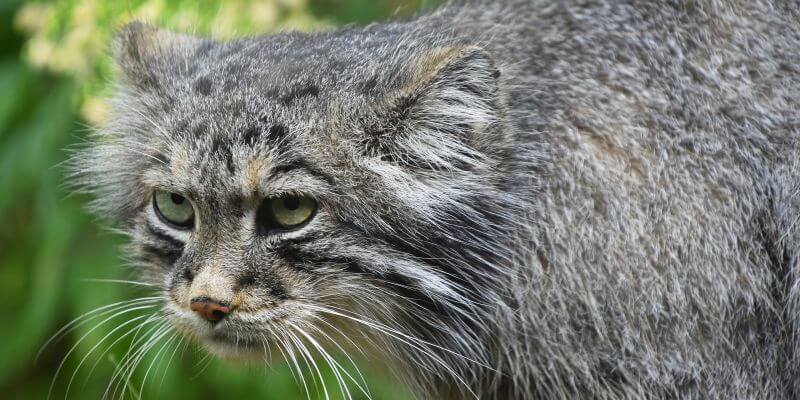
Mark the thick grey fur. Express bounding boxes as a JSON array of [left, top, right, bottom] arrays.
[[73, 0, 800, 399]]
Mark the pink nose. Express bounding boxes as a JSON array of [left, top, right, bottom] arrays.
[[189, 297, 231, 323]]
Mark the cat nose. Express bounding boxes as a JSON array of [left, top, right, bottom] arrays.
[[189, 296, 232, 323]]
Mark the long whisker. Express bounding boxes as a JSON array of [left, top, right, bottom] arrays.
[[112, 323, 167, 400], [48, 303, 160, 400], [271, 327, 311, 400], [262, 328, 299, 387], [288, 330, 330, 400], [38, 297, 160, 361], [306, 323, 373, 400], [80, 278, 159, 287], [189, 350, 214, 380], [105, 354, 141, 400], [85, 314, 165, 385], [291, 322, 351, 400], [103, 320, 169, 400], [291, 322, 370, 400], [63, 314, 154, 399], [308, 303, 489, 368], [258, 332, 274, 369], [289, 324, 346, 400], [119, 323, 172, 400], [306, 303, 481, 399], [138, 330, 178, 399], [158, 335, 185, 391]]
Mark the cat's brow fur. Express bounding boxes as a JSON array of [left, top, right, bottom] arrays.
[[72, 0, 800, 398]]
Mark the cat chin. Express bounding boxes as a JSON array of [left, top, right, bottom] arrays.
[[199, 334, 284, 364], [202, 337, 267, 362]]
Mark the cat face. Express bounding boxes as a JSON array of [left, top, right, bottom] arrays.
[[77, 22, 517, 392]]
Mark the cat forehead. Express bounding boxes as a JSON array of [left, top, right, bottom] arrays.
[[125, 89, 326, 202], [188, 30, 409, 92], [145, 128, 331, 207], [114, 23, 423, 105]]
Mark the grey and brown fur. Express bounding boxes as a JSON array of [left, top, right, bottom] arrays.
[[72, 0, 800, 398]]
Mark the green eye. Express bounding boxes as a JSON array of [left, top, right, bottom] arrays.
[[153, 190, 195, 229], [257, 194, 316, 234]]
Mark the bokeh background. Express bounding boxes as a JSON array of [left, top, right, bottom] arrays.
[[0, 1, 440, 399]]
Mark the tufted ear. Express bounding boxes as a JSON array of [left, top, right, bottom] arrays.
[[112, 22, 205, 90], [365, 46, 503, 170]]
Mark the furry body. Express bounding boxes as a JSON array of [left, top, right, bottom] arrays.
[[77, 1, 800, 399]]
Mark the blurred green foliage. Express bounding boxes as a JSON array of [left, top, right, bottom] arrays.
[[0, 1, 437, 399]]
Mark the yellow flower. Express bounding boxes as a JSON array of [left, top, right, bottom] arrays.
[[13, 3, 54, 35], [26, 36, 55, 69]]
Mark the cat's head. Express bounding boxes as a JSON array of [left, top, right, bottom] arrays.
[[75, 21, 520, 394]]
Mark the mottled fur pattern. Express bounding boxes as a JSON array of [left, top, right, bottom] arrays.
[[72, 0, 800, 398]]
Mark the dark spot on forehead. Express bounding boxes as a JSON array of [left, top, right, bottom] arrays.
[[242, 126, 261, 147], [194, 76, 213, 95], [210, 136, 235, 174], [269, 124, 287, 141], [253, 116, 290, 146], [278, 84, 319, 105], [359, 76, 379, 95], [193, 122, 208, 137]]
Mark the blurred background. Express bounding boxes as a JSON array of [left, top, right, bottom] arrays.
[[0, 1, 440, 399]]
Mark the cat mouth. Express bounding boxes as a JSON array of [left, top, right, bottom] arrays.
[[165, 301, 302, 360], [200, 330, 272, 360], [208, 332, 263, 349]]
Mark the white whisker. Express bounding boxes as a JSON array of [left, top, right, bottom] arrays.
[[48, 303, 160, 400]]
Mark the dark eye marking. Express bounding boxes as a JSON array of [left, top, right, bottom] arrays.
[[143, 221, 185, 265], [236, 272, 256, 288], [153, 152, 169, 165], [280, 244, 435, 307], [194, 76, 213, 95], [278, 84, 319, 106], [145, 220, 185, 250], [141, 244, 183, 266], [269, 158, 335, 185]]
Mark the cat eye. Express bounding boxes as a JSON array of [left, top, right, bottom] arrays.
[[256, 194, 317, 234], [153, 190, 195, 229]]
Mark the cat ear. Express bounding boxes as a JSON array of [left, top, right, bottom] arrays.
[[113, 22, 205, 90], [366, 46, 503, 170]]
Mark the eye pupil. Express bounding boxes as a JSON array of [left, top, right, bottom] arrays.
[[171, 193, 185, 204], [283, 196, 300, 210]]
